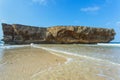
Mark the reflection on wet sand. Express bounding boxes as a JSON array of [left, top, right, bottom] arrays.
[[0, 47, 66, 80], [0, 45, 120, 80]]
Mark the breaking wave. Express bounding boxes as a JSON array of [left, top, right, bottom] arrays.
[[0, 44, 29, 49], [97, 43, 120, 47]]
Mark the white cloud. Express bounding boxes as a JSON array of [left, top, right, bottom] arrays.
[[0, 19, 6, 23], [80, 6, 100, 12], [105, 0, 113, 4], [32, 0, 55, 5], [116, 21, 120, 26], [32, 0, 47, 5]]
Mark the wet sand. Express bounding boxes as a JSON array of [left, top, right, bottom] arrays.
[[31, 51, 120, 80], [0, 46, 120, 80], [0, 47, 66, 80]]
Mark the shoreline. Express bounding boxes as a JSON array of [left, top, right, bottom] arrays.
[[0, 46, 67, 80], [0, 44, 120, 80], [30, 46, 120, 80], [31, 45, 73, 64], [32, 44, 120, 66]]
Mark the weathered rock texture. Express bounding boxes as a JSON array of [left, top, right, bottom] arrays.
[[2, 23, 46, 44], [2, 23, 115, 44], [46, 26, 115, 43]]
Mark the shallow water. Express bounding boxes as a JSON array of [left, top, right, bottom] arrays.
[[0, 43, 120, 80], [31, 43, 120, 80], [39, 43, 120, 64], [0, 45, 66, 80]]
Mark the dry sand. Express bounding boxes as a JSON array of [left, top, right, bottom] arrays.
[[0, 46, 120, 80]]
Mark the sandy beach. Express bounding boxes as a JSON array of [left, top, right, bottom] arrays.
[[0, 45, 120, 80], [0, 47, 66, 80], [31, 50, 120, 80]]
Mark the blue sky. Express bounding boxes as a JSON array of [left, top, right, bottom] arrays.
[[0, 0, 120, 42]]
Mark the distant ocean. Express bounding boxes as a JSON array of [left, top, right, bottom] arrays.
[[0, 41, 4, 46]]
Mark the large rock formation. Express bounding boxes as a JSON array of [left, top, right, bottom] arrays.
[[2, 23, 115, 44], [2, 23, 46, 44], [46, 26, 115, 43]]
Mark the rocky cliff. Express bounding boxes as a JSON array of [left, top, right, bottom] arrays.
[[2, 23, 47, 44], [2, 23, 116, 44]]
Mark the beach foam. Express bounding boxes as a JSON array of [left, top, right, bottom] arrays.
[[97, 43, 120, 47], [0, 47, 66, 80], [0, 44, 119, 80], [31, 44, 73, 64], [32, 44, 120, 66], [0, 45, 30, 49]]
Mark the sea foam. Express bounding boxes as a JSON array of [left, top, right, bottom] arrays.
[[97, 43, 120, 47], [32, 44, 120, 66], [0, 45, 29, 49]]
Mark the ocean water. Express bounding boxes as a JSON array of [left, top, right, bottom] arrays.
[[0, 42, 120, 79], [0, 41, 29, 61], [35, 43, 120, 65], [0, 42, 120, 65]]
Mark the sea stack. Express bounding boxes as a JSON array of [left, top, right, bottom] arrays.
[[2, 23, 116, 44]]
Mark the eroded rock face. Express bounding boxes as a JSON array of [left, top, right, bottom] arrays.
[[46, 26, 115, 43], [2, 23, 46, 44], [2, 23, 116, 44]]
